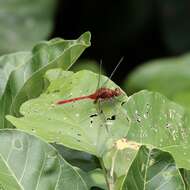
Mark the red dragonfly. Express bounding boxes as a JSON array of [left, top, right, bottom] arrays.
[[56, 57, 124, 105], [56, 87, 122, 105]]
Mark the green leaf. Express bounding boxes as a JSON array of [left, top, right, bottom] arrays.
[[0, 129, 88, 190], [93, 90, 190, 186], [122, 146, 185, 190], [96, 90, 190, 188], [7, 69, 128, 157], [123, 90, 190, 170], [0, 32, 91, 128], [0, 0, 57, 54]]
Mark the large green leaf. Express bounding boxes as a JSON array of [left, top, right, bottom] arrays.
[[0, 0, 57, 54], [122, 146, 185, 190], [0, 32, 91, 128], [0, 129, 89, 190], [123, 90, 190, 170], [7, 69, 128, 157]]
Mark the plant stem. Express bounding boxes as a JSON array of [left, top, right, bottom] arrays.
[[99, 157, 111, 190]]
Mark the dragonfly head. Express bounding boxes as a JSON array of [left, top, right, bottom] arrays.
[[114, 88, 122, 96]]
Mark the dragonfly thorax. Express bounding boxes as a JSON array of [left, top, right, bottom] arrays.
[[91, 87, 122, 100]]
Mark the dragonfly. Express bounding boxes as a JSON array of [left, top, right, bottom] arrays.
[[56, 57, 124, 105]]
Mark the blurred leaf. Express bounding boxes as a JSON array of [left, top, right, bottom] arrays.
[[0, 129, 89, 189], [7, 69, 128, 156], [125, 53, 190, 110], [122, 146, 185, 189], [0, 32, 91, 128], [0, 0, 57, 54]]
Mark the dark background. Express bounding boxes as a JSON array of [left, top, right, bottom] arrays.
[[51, 0, 190, 84]]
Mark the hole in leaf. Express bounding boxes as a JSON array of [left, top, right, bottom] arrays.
[[107, 115, 116, 120], [121, 101, 126, 106], [90, 113, 98, 118]]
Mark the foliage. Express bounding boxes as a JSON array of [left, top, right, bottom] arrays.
[[0, 0, 57, 54], [7, 68, 190, 189], [0, 31, 190, 189], [0, 129, 92, 190], [0, 32, 91, 128]]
